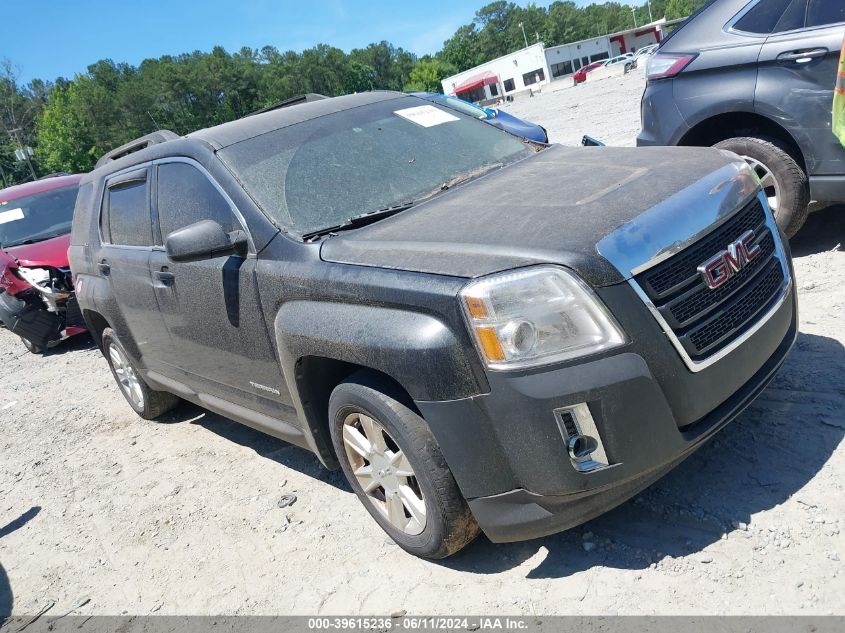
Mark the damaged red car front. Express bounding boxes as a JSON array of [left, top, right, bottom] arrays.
[[0, 174, 86, 353]]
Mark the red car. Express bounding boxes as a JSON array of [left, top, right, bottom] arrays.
[[573, 61, 604, 85], [0, 174, 86, 353]]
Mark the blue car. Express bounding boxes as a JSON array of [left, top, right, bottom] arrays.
[[412, 92, 548, 144]]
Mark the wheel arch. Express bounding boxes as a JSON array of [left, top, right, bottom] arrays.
[[272, 300, 488, 469], [678, 111, 806, 171], [82, 309, 111, 352], [294, 357, 418, 469]]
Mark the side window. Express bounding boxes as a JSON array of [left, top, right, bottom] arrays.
[[156, 162, 236, 241], [734, 0, 797, 34], [105, 178, 152, 246], [806, 0, 845, 27]]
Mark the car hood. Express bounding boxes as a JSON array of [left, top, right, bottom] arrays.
[[4, 233, 71, 268], [489, 110, 546, 143], [320, 144, 756, 287]]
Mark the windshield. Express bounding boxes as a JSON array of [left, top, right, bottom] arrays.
[[219, 96, 535, 237], [0, 184, 78, 249]]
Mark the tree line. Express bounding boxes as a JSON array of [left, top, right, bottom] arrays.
[[0, 0, 705, 182]]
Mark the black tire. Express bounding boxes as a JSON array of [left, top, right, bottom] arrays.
[[102, 328, 179, 420], [713, 136, 809, 238], [329, 371, 479, 559], [20, 337, 44, 354]]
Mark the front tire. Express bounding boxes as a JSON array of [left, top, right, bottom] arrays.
[[713, 136, 809, 238], [329, 372, 479, 559], [102, 328, 179, 420]]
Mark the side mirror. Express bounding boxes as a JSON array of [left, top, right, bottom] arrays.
[[581, 135, 605, 147], [165, 220, 248, 263]]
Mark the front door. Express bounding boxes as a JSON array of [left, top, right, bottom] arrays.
[[756, 2, 845, 176], [147, 159, 290, 418]]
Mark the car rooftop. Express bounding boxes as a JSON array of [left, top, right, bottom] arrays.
[[0, 174, 82, 202], [187, 91, 406, 149]]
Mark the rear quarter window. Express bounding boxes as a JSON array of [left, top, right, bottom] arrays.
[[70, 182, 93, 245]]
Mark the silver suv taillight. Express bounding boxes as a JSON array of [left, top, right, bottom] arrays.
[[646, 53, 697, 80]]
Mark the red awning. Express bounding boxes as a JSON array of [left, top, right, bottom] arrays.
[[452, 71, 498, 95]]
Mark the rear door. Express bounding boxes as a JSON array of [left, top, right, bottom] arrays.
[[755, 0, 845, 175], [97, 167, 170, 367]]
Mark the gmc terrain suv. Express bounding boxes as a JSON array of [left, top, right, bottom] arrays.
[[638, 0, 845, 237], [70, 92, 797, 558]]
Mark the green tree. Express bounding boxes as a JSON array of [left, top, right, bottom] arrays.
[[36, 83, 94, 172], [406, 57, 457, 92]]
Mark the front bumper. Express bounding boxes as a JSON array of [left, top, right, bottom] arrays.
[[417, 275, 797, 543], [0, 290, 85, 348]]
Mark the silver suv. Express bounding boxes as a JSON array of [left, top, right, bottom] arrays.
[[638, 0, 845, 237]]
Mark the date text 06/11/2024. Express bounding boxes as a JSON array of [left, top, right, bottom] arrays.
[[307, 617, 530, 630]]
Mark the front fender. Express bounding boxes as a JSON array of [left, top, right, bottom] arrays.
[[274, 300, 486, 403]]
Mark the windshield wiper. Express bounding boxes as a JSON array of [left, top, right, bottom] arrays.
[[2, 238, 43, 248], [301, 201, 416, 241]]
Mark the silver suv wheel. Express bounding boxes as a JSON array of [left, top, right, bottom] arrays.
[[341, 411, 426, 535], [108, 342, 145, 409], [741, 155, 781, 215]]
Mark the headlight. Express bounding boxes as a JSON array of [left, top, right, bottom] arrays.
[[460, 266, 626, 369], [16, 266, 51, 288]]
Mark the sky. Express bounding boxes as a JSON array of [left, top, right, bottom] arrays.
[[2, 0, 603, 84]]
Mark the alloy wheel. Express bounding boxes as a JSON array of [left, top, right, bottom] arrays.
[[108, 343, 145, 409], [741, 155, 781, 215], [341, 412, 427, 535]]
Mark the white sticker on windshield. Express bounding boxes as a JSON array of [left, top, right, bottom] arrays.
[[0, 208, 24, 225], [394, 105, 459, 128]]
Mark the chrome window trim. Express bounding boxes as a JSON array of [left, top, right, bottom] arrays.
[[627, 190, 792, 373], [724, 0, 845, 38]]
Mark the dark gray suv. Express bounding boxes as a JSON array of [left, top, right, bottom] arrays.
[[638, 0, 845, 237], [70, 92, 797, 558]]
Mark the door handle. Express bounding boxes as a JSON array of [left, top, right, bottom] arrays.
[[154, 270, 175, 285], [777, 48, 828, 64], [98, 260, 110, 276]]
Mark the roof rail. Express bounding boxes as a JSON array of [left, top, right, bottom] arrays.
[[248, 94, 328, 117], [36, 171, 69, 180], [95, 130, 179, 169]]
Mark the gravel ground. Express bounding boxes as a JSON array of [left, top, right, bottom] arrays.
[[1, 69, 843, 617], [504, 68, 646, 147]]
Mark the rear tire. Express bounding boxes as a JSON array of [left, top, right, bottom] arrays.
[[329, 371, 479, 559], [713, 136, 809, 238], [102, 328, 179, 420]]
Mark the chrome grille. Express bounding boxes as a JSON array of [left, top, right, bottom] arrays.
[[632, 197, 789, 364], [639, 201, 766, 299]]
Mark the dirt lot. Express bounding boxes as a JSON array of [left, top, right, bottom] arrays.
[[1, 70, 843, 617]]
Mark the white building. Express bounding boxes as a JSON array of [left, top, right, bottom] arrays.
[[440, 42, 550, 103], [441, 18, 684, 102]]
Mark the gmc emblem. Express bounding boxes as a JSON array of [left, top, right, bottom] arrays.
[[697, 230, 761, 290]]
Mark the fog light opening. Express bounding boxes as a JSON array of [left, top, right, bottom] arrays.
[[554, 403, 611, 473]]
